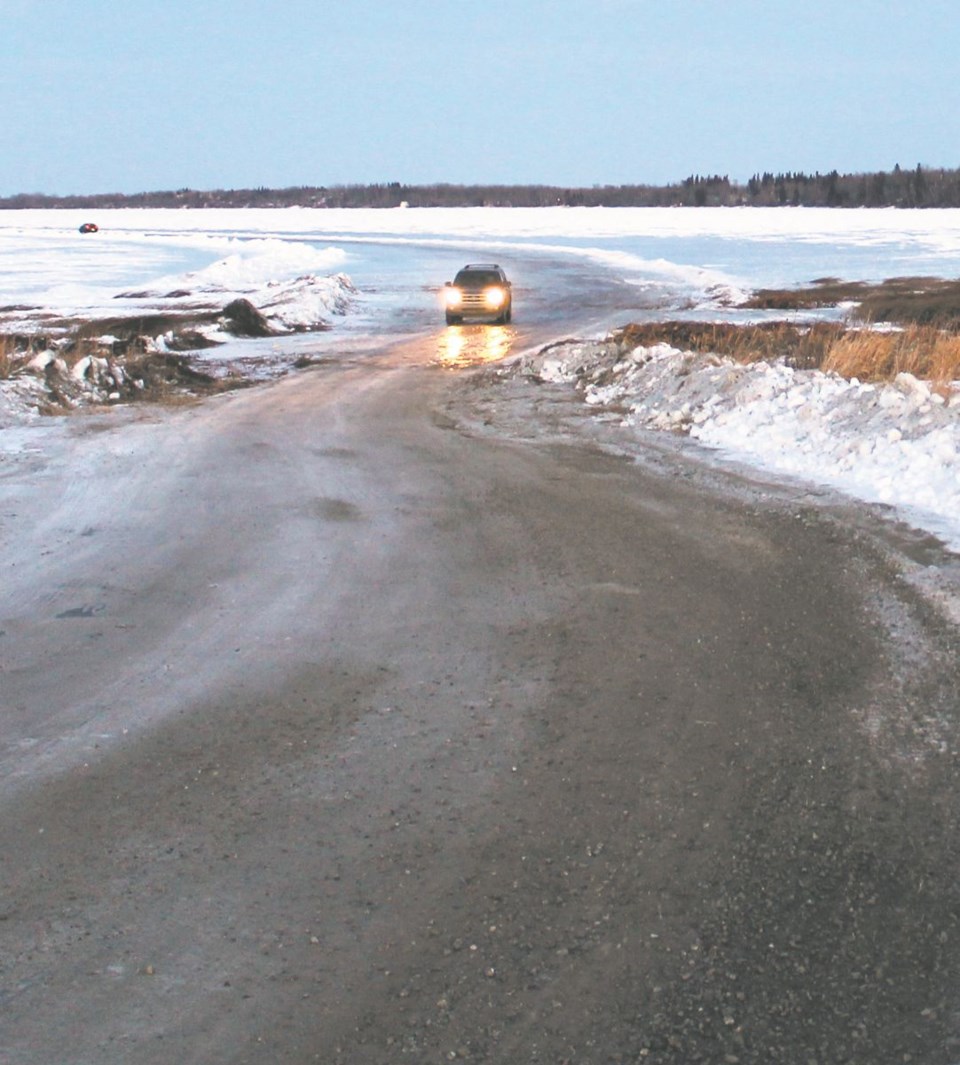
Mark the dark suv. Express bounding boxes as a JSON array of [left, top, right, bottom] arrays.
[[443, 264, 512, 325]]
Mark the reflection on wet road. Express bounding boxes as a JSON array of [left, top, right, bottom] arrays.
[[434, 324, 516, 368]]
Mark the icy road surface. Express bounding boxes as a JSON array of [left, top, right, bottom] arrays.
[[3, 334, 960, 1064]]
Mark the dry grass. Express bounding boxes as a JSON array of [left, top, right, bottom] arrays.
[[625, 272, 960, 387], [0, 335, 13, 379], [745, 278, 870, 311], [744, 276, 960, 326], [822, 326, 960, 385], [857, 278, 960, 325], [613, 321, 960, 386], [614, 321, 847, 371]]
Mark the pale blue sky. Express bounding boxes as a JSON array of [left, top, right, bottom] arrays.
[[2, 0, 958, 195]]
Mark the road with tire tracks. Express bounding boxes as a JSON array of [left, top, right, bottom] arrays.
[[2, 259, 960, 1063]]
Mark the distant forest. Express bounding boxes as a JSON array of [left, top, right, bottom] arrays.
[[3, 164, 959, 209]]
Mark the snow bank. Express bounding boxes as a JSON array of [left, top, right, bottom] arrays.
[[155, 238, 348, 293], [518, 339, 960, 552], [121, 238, 353, 323]]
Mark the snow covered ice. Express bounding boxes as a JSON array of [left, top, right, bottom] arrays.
[[2, 206, 960, 553]]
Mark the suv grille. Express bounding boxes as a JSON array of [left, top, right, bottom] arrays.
[[460, 290, 492, 309]]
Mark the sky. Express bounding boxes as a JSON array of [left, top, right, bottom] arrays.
[[2, 0, 959, 196]]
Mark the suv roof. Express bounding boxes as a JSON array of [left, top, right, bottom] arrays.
[[453, 264, 509, 286]]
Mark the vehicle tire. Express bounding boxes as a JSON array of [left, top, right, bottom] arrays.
[[445, 313, 461, 325]]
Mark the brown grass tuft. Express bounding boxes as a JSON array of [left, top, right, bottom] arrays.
[[821, 326, 960, 384], [613, 321, 960, 387], [613, 321, 847, 371], [0, 335, 13, 379]]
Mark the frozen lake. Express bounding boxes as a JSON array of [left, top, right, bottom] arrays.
[[5, 206, 960, 353]]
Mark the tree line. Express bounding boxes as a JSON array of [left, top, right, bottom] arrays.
[[2, 165, 958, 209]]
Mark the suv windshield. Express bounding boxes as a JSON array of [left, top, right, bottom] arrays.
[[454, 270, 501, 287]]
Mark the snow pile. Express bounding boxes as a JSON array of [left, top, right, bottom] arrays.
[[144, 270, 356, 347], [0, 374, 50, 428], [120, 238, 355, 335], [153, 238, 348, 293], [518, 340, 960, 551], [245, 271, 354, 332]]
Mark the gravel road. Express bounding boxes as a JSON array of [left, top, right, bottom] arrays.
[[2, 330, 959, 1064]]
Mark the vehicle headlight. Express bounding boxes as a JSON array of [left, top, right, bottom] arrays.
[[484, 286, 506, 309], [444, 286, 463, 307]]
